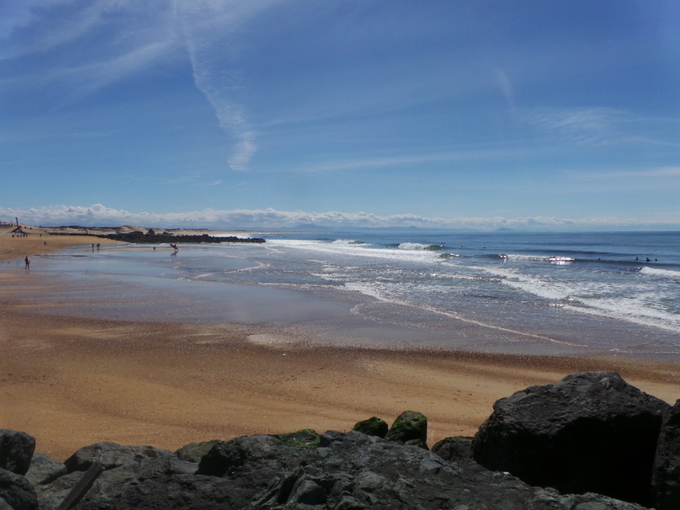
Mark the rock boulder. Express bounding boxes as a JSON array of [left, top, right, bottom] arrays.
[[175, 440, 221, 463], [24, 453, 66, 486], [0, 431, 35, 476], [652, 399, 680, 510], [431, 436, 473, 461], [71, 430, 648, 510], [385, 410, 428, 449], [0, 468, 38, 510], [352, 417, 389, 438], [64, 442, 172, 472], [472, 371, 669, 506]]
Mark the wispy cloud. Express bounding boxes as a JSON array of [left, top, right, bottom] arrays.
[[2, 0, 271, 169], [1, 0, 116, 59], [3, 204, 679, 231], [591, 166, 680, 179], [294, 146, 555, 174], [517, 107, 680, 149], [175, 0, 284, 171], [518, 107, 626, 146], [0, 0, 179, 101], [57, 39, 177, 101]]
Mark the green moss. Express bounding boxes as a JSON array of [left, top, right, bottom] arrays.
[[386, 411, 428, 450], [274, 429, 320, 449], [352, 417, 389, 438], [404, 438, 428, 449]]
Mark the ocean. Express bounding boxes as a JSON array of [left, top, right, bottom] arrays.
[[21, 230, 680, 360]]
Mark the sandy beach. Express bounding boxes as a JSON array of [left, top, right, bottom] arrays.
[[1, 232, 680, 461], [0, 228, 121, 262]]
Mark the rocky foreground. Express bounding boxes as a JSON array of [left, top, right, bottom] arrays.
[[2, 371, 679, 510]]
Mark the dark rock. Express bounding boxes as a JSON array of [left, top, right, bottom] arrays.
[[64, 442, 172, 472], [24, 453, 66, 486], [472, 371, 669, 507], [385, 411, 428, 449], [0, 431, 35, 476], [352, 417, 388, 438], [431, 436, 473, 461], [197, 435, 304, 478], [196, 434, 307, 508], [267, 430, 644, 510], [99, 233, 265, 244], [37, 450, 195, 510], [39, 443, 175, 510], [175, 440, 221, 463], [35, 471, 85, 510], [0, 468, 38, 510], [136, 455, 197, 480], [82, 456, 193, 507], [653, 398, 680, 510], [40, 430, 649, 510], [75, 473, 248, 510], [37, 467, 141, 510], [274, 429, 320, 449]]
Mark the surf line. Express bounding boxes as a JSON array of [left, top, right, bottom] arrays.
[[350, 296, 581, 348]]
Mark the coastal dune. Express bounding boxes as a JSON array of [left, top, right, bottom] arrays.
[[1, 232, 679, 461]]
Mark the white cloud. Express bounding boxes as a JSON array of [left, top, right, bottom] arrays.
[[2, 204, 679, 231], [175, 0, 284, 171], [1, 0, 111, 59], [0, 0, 180, 100], [1, 0, 175, 60], [604, 167, 680, 178], [568, 166, 680, 184], [518, 107, 625, 146], [517, 107, 680, 149], [55, 39, 177, 100], [297, 146, 551, 174], [2, 0, 267, 170]]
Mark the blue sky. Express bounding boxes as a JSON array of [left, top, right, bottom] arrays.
[[1, 0, 679, 230]]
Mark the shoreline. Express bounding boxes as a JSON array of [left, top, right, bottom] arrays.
[[1, 234, 679, 461]]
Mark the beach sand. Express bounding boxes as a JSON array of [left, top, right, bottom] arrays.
[[1, 233, 680, 461], [0, 229, 121, 263]]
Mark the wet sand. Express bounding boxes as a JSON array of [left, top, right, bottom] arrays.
[[1, 234, 680, 461]]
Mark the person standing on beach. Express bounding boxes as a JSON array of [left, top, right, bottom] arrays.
[[24, 256, 30, 269]]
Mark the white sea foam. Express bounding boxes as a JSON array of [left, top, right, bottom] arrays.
[[567, 296, 680, 334], [505, 254, 575, 264], [434, 272, 490, 282], [397, 242, 442, 251], [266, 239, 446, 264], [331, 239, 366, 246], [478, 265, 680, 333], [268, 241, 679, 336], [640, 266, 680, 280], [343, 280, 576, 345], [548, 256, 575, 264]]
